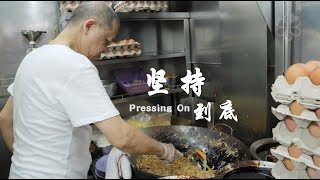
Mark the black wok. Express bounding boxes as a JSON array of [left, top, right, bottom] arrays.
[[128, 125, 252, 179]]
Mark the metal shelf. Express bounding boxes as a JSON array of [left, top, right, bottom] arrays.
[[111, 87, 183, 104], [94, 51, 185, 66], [59, 12, 190, 25], [117, 12, 190, 21]]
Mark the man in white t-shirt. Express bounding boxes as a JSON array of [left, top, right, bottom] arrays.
[[0, 2, 182, 179]]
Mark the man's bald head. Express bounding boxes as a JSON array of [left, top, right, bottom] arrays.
[[67, 1, 119, 31]]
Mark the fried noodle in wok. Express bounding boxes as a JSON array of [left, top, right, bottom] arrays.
[[136, 155, 215, 178]]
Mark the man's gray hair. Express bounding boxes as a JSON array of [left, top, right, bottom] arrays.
[[68, 1, 119, 30]]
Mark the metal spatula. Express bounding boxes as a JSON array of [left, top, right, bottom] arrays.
[[184, 149, 216, 173]]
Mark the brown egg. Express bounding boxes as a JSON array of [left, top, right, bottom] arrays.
[[316, 109, 320, 119], [289, 100, 305, 116], [309, 122, 320, 138], [284, 116, 297, 132], [121, 40, 128, 45], [284, 63, 308, 85], [134, 47, 139, 52], [283, 158, 295, 171], [305, 60, 320, 75], [307, 167, 320, 179], [313, 155, 320, 167], [128, 39, 135, 44], [288, 144, 303, 158], [309, 67, 320, 86]]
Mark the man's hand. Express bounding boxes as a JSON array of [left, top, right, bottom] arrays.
[[160, 143, 183, 162], [105, 148, 132, 179]]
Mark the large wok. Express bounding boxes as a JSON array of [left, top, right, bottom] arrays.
[[128, 125, 252, 179]]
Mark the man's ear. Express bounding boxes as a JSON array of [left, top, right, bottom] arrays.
[[83, 19, 96, 35]]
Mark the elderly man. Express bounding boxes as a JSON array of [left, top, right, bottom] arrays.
[[0, 2, 182, 179]]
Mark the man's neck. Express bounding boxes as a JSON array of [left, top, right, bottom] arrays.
[[50, 28, 80, 53]]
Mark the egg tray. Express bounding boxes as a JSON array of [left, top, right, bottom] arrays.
[[272, 121, 320, 156], [59, 1, 81, 13], [272, 104, 319, 128], [99, 42, 141, 60], [107, 42, 141, 52], [100, 48, 142, 60], [271, 76, 320, 109], [270, 145, 320, 171], [114, 1, 168, 12], [271, 158, 314, 179]]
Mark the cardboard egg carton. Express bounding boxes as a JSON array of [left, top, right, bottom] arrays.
[[100, 49, 142, 60], [272, 104, 319, 128], [99, 41, 142, 60], [271, 76, 320, 109], [272, 121, 320, 156], [271, 157, 311, 179], [59, 1, 81, 13], [114, 1, 168, 12], [107, 42, 141, 52], [271, 145, 320, 171]]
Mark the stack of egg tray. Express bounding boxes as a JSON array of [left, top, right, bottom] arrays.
[[271, 75, 320, 179]]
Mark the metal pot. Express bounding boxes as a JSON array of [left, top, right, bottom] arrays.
[[128, 125, 252, 179]]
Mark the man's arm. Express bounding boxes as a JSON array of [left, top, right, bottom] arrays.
[[0, 96, 14, 153], [95, 115, 165, 157]]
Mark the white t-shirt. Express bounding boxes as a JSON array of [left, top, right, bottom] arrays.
[[7, 45, 119, 179]]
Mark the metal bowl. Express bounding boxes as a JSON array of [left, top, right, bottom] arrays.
[[101, 80, 118, 97], [250, 138, 280, 162]]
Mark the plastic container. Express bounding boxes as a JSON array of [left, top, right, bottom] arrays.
[[95, 155, 109, 178], [113, 68, 150, 95], [103, 145, 113, 156]]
